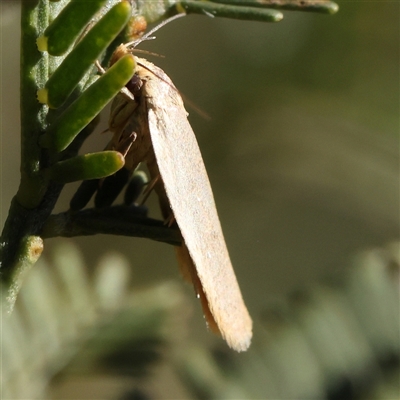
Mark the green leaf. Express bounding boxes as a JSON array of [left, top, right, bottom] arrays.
[[137, 0, 338, 24], [209, 0, 339, 14], [94, 167, 131, 208], [69, 179, 100, 211], [179, 1, 283, 22], [38, 1, 132, 108], [125, 171, 149, 206], [48, 151, 125, 183], [37, 0, 108, 56], [40, 54, 136, 153]]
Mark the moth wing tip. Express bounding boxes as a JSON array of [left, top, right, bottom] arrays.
[[228, 334, 252, 352], [224, 321, 253, 352]]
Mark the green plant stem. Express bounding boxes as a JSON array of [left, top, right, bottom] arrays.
[[1, 1, 99, 281], [41, 206, 182, 246], [18, 0, 50, 209], [1, 183, 63, 283], [0, 109, 99, 281], [1, 1, 52, 282]]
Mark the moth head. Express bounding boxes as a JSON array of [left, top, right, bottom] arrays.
[[109, 44, 130, 67], [126, 73, 144, 98]]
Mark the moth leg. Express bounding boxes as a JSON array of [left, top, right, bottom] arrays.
[[95, 60, 106, 74], [138, 174, 175, 227], [164, 213, 176, 227], [146, 159, 176, 224], [115, 132, 137, 157]]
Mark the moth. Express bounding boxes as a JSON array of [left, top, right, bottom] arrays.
[[106, 43, 252, 351]]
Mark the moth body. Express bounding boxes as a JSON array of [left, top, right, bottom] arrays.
[[108, 56, 252, 351]]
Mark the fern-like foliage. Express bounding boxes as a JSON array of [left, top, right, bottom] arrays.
[[1, 241, 190, 399], [1, 241, 398, 399]]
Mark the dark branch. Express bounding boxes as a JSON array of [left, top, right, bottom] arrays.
[[41, 205, 182, 246]]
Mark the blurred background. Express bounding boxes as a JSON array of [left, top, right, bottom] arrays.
[[1, 1, 399, 399]]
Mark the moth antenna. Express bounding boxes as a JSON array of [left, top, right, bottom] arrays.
[[137, 61, 210, 120], [133, 48, 165, 58], [137, 61, 170, 82], [180, 95, 211, 121], [126, 13, 186, 49]]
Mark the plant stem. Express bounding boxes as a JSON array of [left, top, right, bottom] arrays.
[[1, 1, 74, 281], [41, 206, 182, 246]]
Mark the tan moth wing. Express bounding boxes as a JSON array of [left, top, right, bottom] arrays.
[[139, 59, 252, 351]]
